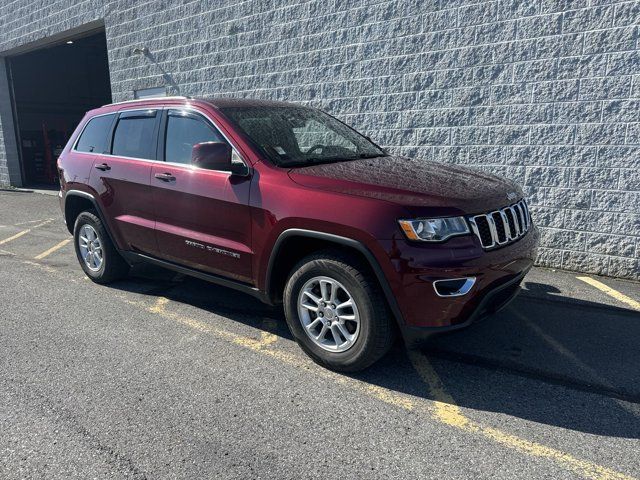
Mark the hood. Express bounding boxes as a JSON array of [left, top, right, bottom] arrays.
[[287, 156, 523, 215]]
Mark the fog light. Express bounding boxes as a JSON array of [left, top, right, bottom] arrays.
[[433, 277, 476, 297]]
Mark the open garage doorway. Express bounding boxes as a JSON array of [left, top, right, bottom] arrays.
[[7, 30, 112, 187]]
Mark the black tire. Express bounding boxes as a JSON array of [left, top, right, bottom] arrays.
[[73, 211, 129, 283], [283, 250, 395, 372]]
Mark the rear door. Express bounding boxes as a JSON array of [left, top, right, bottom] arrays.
[[151, 108, 253, 283], [63, 112, 116, 193], [89, 108, 160, 254]]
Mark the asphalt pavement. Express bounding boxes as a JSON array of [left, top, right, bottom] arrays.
[[1, 189, 639, 479]]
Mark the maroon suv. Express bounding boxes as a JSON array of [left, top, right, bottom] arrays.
[[58, 97, 538, 371]]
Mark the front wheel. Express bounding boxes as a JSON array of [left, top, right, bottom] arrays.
[[283, 251, 395, 372], [73, 211, 129, 283]]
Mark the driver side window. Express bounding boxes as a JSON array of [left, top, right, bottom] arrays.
[[165, 111, 226, 165]]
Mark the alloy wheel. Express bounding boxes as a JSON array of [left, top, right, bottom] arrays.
[[297, 276, 361, 352], [78, 224, 103, 272]]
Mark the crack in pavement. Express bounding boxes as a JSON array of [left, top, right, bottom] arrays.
[[2, 376, 149, 479]]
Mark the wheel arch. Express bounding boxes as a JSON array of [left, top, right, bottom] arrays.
[[64, 190, 95, 234], [265, 229, 405, 326], [63, 190, 119, 249]]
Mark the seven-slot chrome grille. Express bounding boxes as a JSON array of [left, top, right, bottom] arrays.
[[468, 199, 531, 250]]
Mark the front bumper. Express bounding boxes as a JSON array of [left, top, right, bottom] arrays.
[[378, 225, 539, 334], [400, 267, 528, 346]]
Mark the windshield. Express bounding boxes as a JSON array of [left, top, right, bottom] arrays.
[[218, 105, 387, 167]]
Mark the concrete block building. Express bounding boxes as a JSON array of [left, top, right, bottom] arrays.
[[0, 0, 638, 279]]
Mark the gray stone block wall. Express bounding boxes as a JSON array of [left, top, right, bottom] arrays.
[[0, 0, 638, 279]]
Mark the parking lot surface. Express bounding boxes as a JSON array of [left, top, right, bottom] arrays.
[[1, 189, 639, 479]]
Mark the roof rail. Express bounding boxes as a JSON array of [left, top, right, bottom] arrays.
[[102, 96, 192, 107]]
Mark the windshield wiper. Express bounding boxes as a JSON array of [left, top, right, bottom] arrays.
[[308, 157, 356, 165], [284, 152, 387, 168], [289, 156, 356, 165]]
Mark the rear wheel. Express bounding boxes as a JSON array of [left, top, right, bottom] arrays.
[[284, 250, 395, 372], [73, 211, 129, 283]]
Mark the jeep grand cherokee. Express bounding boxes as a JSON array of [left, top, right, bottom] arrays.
[[58, 97, 538, 371]]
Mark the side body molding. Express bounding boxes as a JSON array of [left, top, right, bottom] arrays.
[[265, 229, 405, 326]]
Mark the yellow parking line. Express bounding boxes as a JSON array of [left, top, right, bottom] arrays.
[[29, 219, 55, 229], [34, 238, 71, 259], [133, 297, 422, 412], [134, 295, 635, 480], [0, 229, 30, 245], [577, 276, 640, 311], [407, 351, 635, 480], [0, 219, 54, 246], [14, 217, 53, 226], [12, 258, 638, 480]]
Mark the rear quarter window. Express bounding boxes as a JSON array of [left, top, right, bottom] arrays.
[[75, 114, 116, 153]]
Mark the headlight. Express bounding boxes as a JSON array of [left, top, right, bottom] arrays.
[[398, 217, 470, 242]]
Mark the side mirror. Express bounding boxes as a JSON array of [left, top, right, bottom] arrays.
[[192, 142, 232, 171]]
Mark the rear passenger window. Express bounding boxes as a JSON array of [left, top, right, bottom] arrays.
[[111, 110, 158, 160], [75, 114, 115, 153]]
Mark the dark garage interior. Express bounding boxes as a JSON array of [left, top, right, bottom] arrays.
[[7, 30, 112, 187]]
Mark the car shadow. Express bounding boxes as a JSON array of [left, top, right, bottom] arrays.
[[111, 265, 640, 439]]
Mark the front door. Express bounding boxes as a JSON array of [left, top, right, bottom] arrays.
[[151, 109, 253, 283], [89, 108, 160, 255]]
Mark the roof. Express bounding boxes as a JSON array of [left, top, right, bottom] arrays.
[[101, 96, 305, 109], [201, 97, 304, 109]]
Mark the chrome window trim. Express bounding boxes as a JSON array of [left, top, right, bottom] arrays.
[[110, 108, 160, 160], [71, 105, 249, 175], [162, 106, 248, 173], [72, 108, 157, 154]]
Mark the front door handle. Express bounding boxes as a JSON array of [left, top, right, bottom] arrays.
[[154, 172, 176, 182], [94, 163, 111, 171]]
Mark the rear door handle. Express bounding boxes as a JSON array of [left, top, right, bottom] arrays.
[[154, 172, 176, 182], [94, 163, 111, 171]]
